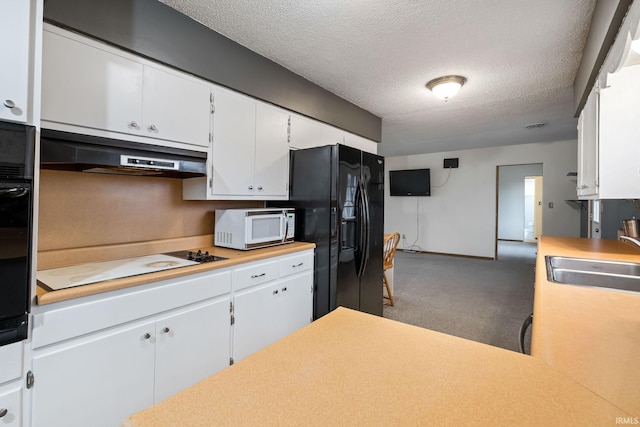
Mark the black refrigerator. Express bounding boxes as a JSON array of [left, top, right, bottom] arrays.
[[273, 144, 384, 319]]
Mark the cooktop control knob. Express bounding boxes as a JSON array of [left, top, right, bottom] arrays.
[[187, 251, 194, 260]]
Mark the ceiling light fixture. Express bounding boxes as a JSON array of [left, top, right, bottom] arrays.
[[426, 75, 467, 101]]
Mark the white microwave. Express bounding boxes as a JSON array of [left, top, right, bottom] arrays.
[[214, 208, 295, 250]]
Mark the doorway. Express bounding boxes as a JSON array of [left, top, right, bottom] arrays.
[[523, 176, 543, 242], [496, 164, 543, 260]]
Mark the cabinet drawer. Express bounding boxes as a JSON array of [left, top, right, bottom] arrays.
[[32, 270, 231, 349], [0, 386, 21, 427], [280, 252, 314, 277], [0, 342, 22, 385], [233, 260, 279, 291]]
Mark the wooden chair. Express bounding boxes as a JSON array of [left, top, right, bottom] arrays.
[[383, 232, 400, 306]]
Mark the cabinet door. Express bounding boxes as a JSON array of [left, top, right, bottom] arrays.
[[598, 65, 640, 199], [142, 66, 211, 148], [154, 297, 231, 402], [0, 386, 21, 427], [0, 0, 30, 122], [31, 322, 155, 427], [42, 29, 143, 135], [211, 87, 255, 196], [344, 132, 378, 154], [254, 103, 290, 198], [276, 272, 313, 339], [319, 124, 345, 145], [232, 283, 280, 362], [577, 85, 598, 198], [289, 114, 321, 149]]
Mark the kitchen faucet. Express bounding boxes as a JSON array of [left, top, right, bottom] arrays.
[[619, 235, 640, 249]]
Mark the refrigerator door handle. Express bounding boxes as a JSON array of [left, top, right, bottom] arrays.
[[359, 180, 371, 277], [354, 179, 364, 277]]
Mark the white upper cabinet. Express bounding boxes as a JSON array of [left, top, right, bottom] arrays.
[[289, 114, 322, 149], [42, 29, 143, 134], [576, 85, 599, 198], [141, 65, 211, 147], [254, 102, 290, 197], [319, 123, 345, 145], [0, 0, 33, 123], [41, 25, 211, 151], [209, 86, 256, 197], [290, 113, 379, 154], [576, 1, 640, 200], [597, 64, 640, 199], [183, 86, 290, 200]]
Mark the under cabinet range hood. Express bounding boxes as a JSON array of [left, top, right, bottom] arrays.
[[40, 130, 207, 178]]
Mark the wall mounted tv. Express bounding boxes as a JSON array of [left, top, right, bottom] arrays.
[[389, 168, 431, 196]]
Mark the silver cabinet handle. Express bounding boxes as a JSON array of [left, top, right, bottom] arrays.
[[144, 333, 152, 339], [148, 124, 158, 132], [162, 327, 170, 333], [292, 262, 303, 268], [248, 185, 254, 190], [0, 408, 8, 418], [251, 273, 266, 279], [257, 186, 263, 190], [129, 121, 139, 129], [282, 287, 287, 292], [273, 289, 279, 295], [3, 99, 15, 109]]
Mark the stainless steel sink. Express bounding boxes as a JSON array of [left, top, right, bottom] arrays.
[[546, 256, 640, 293]]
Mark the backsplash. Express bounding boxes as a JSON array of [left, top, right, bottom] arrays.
[[38, 170, 263, 251]]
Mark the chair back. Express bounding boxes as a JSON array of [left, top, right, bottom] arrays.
[[383, 232, 401, 271]]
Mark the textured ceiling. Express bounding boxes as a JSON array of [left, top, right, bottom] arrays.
[[159, 0, 596, 157]]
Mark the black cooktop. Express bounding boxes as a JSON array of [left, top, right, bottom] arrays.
[[164, 250, 227, 264]]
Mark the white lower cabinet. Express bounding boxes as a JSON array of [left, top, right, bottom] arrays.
[[232, 252, 314, 362], [153, 299, 231, 402], [27, 250, 313, 426], [0, 386, 21, 427], [31, 298, 230, 427], [31, 322, 155, 427]]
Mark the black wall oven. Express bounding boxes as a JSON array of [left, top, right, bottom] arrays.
[[0, 121, 35, 346]]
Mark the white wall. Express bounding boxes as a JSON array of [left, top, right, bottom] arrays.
[[498, 164, 543, 241], [384, 140, 580, 258]]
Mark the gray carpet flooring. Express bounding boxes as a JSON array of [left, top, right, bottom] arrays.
[[383, 241, 536, 353]]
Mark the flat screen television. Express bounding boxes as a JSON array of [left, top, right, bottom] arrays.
[[389, 168, 430, 196]]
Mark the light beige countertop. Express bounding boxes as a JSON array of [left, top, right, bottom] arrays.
[[36, 237, 315, 305], [531, 235, 640, 417], [124, 307, 632, 426]]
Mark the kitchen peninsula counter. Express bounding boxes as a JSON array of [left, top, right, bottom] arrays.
[[36, 236, 315, 305], [532, 235, 640, 417], [124, 307, 632, 426]]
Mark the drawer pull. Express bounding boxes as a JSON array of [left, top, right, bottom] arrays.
[[3, 99, 15, 109], [0, 408, 8, 418], [292, 262, 304, 268], [251, 273, 266, 279], [162, 327, 170, 333], [273, 290, 279, 295], [144, 333, 152, 340], [282, 287, 288, 292]]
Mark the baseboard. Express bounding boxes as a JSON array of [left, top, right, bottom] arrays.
[[397, 249, 493, 261]]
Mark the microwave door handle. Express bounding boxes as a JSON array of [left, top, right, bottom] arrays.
[[282, 212, 287, 243]]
